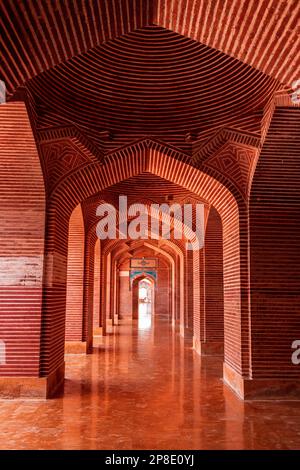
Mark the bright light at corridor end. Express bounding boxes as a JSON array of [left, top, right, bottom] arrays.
[[96, 196, 204, 250]]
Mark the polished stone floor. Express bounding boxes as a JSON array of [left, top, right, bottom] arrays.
[[1, 316, 300, 450]]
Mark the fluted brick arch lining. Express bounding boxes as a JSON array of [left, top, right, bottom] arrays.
[[41, 147, 250, 379]]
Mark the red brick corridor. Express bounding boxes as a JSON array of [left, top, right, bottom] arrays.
[[0, 316, 300, 450], [0, 0, 299, 452]]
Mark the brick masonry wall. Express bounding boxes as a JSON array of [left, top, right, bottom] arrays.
[[0, 103, 45, 377], [155, 258, 170, 317], [205, 207, 224, 343], [99, 251, 108, 330], [250, 108, 300, 379], [186, 250, 194, 330], [82, 230, 97, 351], [93, 239, 100, 328], [193, 248, 205, 343], [118, 250, 171, 319], [193, 249, 200, 340], [119, 272, 132, 318], [39, 147, 244, 378], [65, 205, 84, 342]]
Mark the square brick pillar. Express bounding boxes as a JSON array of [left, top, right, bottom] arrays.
[[0, 102, 63, 398], [65, 204, 87, 354], [240, 108, 300, 400], [225, 108, 300, 400]]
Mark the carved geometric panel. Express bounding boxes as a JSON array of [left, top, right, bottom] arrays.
[[204, 142, 258, 198], [41, 139, 94, 193]]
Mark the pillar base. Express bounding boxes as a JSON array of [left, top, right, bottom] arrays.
[[223, 362, 300, 400], [106, 319, 114, 334], [193, 337, 223, 356], [93, 327, 103, 336], [65, 341, 88, 354], [0, 363, 65, 399], [113, 314, 119, 325]]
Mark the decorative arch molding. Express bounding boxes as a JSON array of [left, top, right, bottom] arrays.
[[131, 273, 156, 284], [130, 270, 157, 286], [38, 126, 104, 160], [192, 127, 260, 164], [84, 200, 201, 254], [40, 137, 100, 194], [42, 131, 260, 202], [202, 141, 259, 200], [49, 142, 241, 214]]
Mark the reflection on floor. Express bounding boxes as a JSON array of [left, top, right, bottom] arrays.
[[138, 303, 152, 330], [1, 316, 300, 449]]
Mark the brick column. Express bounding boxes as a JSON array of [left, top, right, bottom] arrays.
[[202, 207, 224, 355], [106, 252, 113, 329], [192, 248, 205, 355], [82, 230, 97, 353], [132, 277, 139, 320], [115, 266, 121, 322], [193, 207, 237, 363], [118, 269, 132, 320], [65, 205, 85, 353], [0, 102, 49, 398], [186, 250, 194, 333], [246, 108, 300, 399], [99, 252, 108, 334], [93, 239, 101, 334], [112, 260, 119, 325]]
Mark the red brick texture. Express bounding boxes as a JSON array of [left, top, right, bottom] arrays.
[[117, 247, 172, 320], [118, 273, 132, 319], [65, 205, 84, 342], [193, 249, 205, 353], [204, 207, 224, 354], [2, 1, 297, 94], [93, 239, 100, 329], [0, 103, 45, 377], [154, 258, 171, 318], [1, 3, 299, 401], [82, 230, 97, 352], [249, 108, 300, 381]]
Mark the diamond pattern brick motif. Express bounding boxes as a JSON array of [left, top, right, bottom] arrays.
[[204, 142, 258, 198]]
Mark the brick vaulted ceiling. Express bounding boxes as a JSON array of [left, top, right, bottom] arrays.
[[1, 0, 299, 199], [1, 0, 299, 92], [27, 25, 281, 154], [81, 172, 209, 232]]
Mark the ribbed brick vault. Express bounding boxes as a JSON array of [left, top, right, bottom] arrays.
[[0, 1, 299, 402], [1, 0, 299, 92]]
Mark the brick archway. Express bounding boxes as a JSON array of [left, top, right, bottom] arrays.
[[99, 236, 183, 335], [40, 146, 249, 398], [132, 274, 155, 321]]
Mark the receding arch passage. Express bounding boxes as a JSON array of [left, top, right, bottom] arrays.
[[0, 4, 299, 450], [132, 275, 155, 316], [136, 278, 154, 329]]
